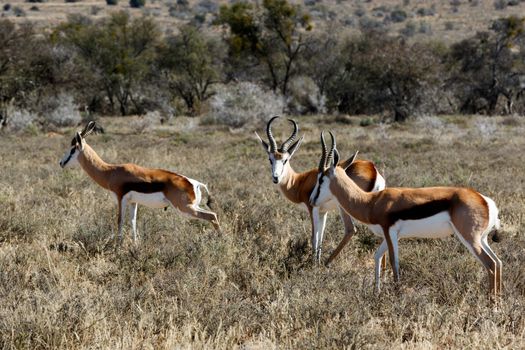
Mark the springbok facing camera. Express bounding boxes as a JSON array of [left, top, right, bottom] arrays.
[[255, 116, 385, 263], [59, 121, 220, 242], [310, 132, 502, 296]]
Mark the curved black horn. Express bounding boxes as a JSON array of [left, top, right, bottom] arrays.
[[266, 116, 279, 152], [80, 121, 96, 137], [281, 119, 298, 152], [327, 131, 336, 167], [318, 131, 328, 172]]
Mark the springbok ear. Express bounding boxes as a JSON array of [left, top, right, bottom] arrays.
[[75, 132, 84, 151], [339, 151, 359, 170], [254, 131, 270, 153], [287, 136, 304, 157]]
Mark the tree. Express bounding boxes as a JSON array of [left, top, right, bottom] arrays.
[[157, 25, 225, 115], [56, 12, 159, 115], [447, 16, 525, 115], [218, 0, 312, 96], [0, 20, 36, 107], [328, 31, 442, 121]]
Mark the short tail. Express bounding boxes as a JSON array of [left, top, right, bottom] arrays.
[[491, 210, 502, 242]]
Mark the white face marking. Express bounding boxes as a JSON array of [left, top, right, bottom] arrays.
[[59, 146, 80, 168], [269, 153, 290, 184], [125, 191, 170, 209]]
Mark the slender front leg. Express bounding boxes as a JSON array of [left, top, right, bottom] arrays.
[[117, 197, 127, 243], [129, 203, 138, 242], [309, 207, 320, 264], [316, 210, 328, 263], [374, 240, 388, 292], [326, 207, 356, 266]]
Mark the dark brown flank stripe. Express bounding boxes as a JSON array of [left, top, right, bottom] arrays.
[[121, 181, 166, 195], [388, 199, 452, 223]]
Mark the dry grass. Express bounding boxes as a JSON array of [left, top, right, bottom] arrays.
[[0, 115, 524, 349]]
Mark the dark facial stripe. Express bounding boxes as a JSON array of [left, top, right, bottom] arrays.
[[62, 148, 75, 166], [388, 199, 452, 223], [122, 181, 166, 195], [311, 175, 324, 204]]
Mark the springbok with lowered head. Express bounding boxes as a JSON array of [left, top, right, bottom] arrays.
[[310, 132, 502, 296], [59, 121, 220, 242], [255, 116, 385, 263]]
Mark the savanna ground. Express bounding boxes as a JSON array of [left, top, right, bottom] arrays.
[[0, 115, 524, 348]]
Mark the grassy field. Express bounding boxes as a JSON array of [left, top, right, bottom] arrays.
[[0, 115, 524, 348]]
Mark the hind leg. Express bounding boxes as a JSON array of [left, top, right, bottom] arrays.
[[454, 230, 498, 296], [481, 237, 502, 295], [179, 204, 221, 231]]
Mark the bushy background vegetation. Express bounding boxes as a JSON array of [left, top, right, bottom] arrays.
[[1, 1, 525, 131]]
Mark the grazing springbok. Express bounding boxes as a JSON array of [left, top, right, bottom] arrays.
[[59, 121, 220, 242], [255, 116, 385, 263], [310, 132, 502, 296]]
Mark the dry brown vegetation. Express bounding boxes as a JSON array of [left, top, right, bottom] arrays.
[[0, 115, 524, 348], [4, 0, 525, 43]]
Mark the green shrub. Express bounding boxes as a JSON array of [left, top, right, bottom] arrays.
[[106, 0, 118, 5]]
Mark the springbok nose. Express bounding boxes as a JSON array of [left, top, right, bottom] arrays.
[[272, 176, 278, 184], [59, 161, 64, 168]]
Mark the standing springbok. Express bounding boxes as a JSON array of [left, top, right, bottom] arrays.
[[255, 116, 385, 263], [59, 121, 220, 242], [310, 132, 502, 296]]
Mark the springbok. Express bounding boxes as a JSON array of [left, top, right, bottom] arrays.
[[310, 132, 502, 296], [59, 121, 220, 242], [255, 116, 385, 263]]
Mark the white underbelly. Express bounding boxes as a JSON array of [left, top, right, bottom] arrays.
[[367, 211, 454, 239], [126, 191, 170, 208]]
